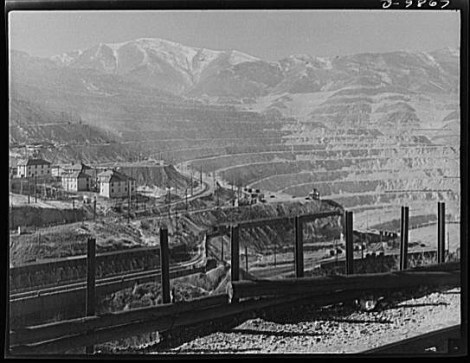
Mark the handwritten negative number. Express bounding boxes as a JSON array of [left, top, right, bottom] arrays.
[[441, 0, 450, 7], [382, 0, 392, 8], [384, 0, 450, 8]]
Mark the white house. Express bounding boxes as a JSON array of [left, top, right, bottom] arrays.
[[98, 169, 136, 198], [17, 158, 51, 178]]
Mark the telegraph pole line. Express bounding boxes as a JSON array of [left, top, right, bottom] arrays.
[[245, 244, 248, 273], [274, 243, 277, 267], [213, 172, 216, 194], [185, 188, 188, 210], [128, 180, 131, 224], [93, 197, 97, 221], [190, 171, 194, 196], [168, 183, 171, 204]]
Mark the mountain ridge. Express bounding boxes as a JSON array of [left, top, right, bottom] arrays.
[[9, 38, 460, 145], [19, 37, 457, 98]]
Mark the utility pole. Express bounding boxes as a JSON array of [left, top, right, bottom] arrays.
[[245, 244, 248, 273], [213, 172, 216, 194], [93, 197, 97, 221], [190, 171, 194, 196], [128, 180, 131, 224], [274, 243, 277, 267], [200, 166, 202, 186], [221, 239, 224, 261], [34, 176, 37, 203], [185, 189, 188, 210]]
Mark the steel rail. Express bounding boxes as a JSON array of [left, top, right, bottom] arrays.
[[11, 247, 206, 299], [362, 325, 463, 354], [10, 278, 462, 355]]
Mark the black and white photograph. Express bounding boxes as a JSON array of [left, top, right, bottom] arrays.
[[5, 0, 467, 357]]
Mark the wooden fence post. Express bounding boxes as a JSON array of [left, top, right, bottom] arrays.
[[294, 216, 304, 278], [230, 225, 240, 283], [400, 206, 409, 270], [159, 228, 171, 304], [345, 211, 354, 275], [85, 238, 96, 354], [438, 202, 446, 264]]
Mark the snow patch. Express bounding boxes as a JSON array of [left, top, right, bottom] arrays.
[[228, 50, 260, 65]]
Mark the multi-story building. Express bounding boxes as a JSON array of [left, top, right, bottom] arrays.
[[17, 158, 51, 178], [98, 169, 136, 198], [62, 162, 92, 175], [61, 170, 92, 192]]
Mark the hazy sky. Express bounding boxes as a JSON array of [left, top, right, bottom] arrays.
[[9, 10, 460, 60]]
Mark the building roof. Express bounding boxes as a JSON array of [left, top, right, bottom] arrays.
[[62, 170, 92, 179], [98, 169, 135, 183], [18, 158, 51, 166], [64, 162, 91, 172]]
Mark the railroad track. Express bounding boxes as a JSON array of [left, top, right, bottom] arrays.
[[363, 325, 463, 354], [241, 247, 440, 279], [10, 265, 201, 302], [11, 244, 206, 299], [10, 233, 207, 294], [9, 262, 460, 355], [9, 244, 208, 326]]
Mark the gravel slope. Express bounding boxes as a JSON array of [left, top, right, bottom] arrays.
[[162, 287, 460, 354]]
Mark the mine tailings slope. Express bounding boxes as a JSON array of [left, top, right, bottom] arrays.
[[113, 164, 192, 190], [160, 199, 344, 254]]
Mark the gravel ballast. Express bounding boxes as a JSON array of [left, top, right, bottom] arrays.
[[161, 286, 461, 354]]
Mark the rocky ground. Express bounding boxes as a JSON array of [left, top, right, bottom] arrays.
[[161, 286, 460, 355]]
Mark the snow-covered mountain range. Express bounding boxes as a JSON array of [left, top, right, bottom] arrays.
[[44, 37, 459, 100], [9, 36, 460, 143], [49, 38, 262, 94]]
